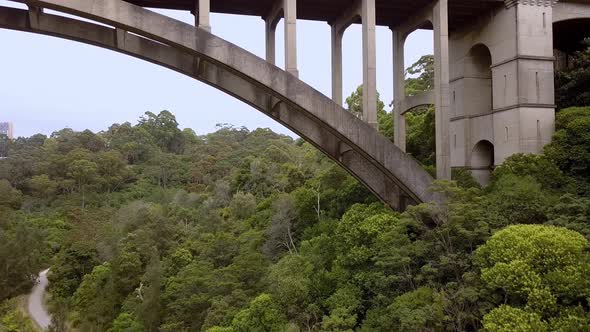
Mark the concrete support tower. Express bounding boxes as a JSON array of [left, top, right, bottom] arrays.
[[449, 0, 556, 185]]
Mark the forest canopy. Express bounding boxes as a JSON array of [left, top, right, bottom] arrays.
[[0, 47, 590, 332]]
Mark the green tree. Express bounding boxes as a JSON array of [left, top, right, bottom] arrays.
[[0, 220, 45, 301], [138, 111, 185, 154], [476, 225, 590, 329], [482, 305, 547, 332], [491, 153, 573, 193], [95, 150, 132, 193], [72, 263, 118, 331], [485, 175, 548, 227], [230, 294, 287, 332], [555, 47, 590, 110], [1, 309, 37, 332], [110, 313, 143, 332], [406, 106, 436, 166], [28, 174, 58, 200], [403, 55, 436, 166], [405, 55, 434, 96], [229, 192, 257, 220], [345, 85, 392, 140], [544, 106, 590, 194], [138, 252, 163, 332], [362, 287, 444, 331], [67, 159, 98, 208], [0, 179, 22, 208]]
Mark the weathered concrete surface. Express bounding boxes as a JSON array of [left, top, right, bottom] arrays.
[[194, 0, 210, 32], [329, 0, 377, 127], [433, 0, 452, 180], [330, 24, 343, 106], [264, 0, 298, 77], [123, 0, 504, 29], [554, 1, 590, 23], [448, 0, 557, 185], [392, 29, 407, 153], [1, 1, 440, 210], [362, 0, 378, 128], [391, 0, 451, 180]]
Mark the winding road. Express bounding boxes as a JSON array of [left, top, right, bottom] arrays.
[[27, 269, 52, 330]]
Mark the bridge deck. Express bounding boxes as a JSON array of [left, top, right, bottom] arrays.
[[125, 0, 504, 30]]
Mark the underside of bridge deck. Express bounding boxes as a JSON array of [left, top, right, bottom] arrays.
[[125, 0, 503, 30]]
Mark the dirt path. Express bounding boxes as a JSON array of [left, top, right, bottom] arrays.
[[27, 269, 51, 330]]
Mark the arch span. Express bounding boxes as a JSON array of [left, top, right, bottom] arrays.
[[400, 91, 435, 116], [553, 18, 590, 70], [554, 2, 590, 24], [0, 0, 439, 210]]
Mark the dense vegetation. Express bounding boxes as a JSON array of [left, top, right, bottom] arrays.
[[0, 49, 589, 332]]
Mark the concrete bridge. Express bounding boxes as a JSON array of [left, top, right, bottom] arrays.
[[1, 0, 589, 209]]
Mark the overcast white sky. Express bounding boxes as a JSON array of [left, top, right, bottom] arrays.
[[0, 0, 432, 138]]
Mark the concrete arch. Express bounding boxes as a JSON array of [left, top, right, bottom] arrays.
[[464, 44, 493, 116], [395, 1, 434, 41], [467, 44, 492, 75], [0, 0, 439, 210], [400, 91, 435, 116], [553, 18, 590, 70], [553, 2, 590, 24], [470, 140, 494, 186], [465, 39, 499, 67]]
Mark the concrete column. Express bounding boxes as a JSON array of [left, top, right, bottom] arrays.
[[392, 29, 406, 152], [331, 25, 343, 106], [265, 19, 276, 65], [27, 5, 43, 29], [194, 0, 211, 32], [361, 0, 377, 128], [283, 0, 298, 77], [433, 0, 451, 179]]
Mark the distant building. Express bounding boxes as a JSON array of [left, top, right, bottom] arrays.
[[0, 122, 13, 139]]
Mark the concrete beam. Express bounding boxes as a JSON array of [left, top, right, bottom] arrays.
[[433, 0, 451, 179], [362, 0, 377, 128]]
